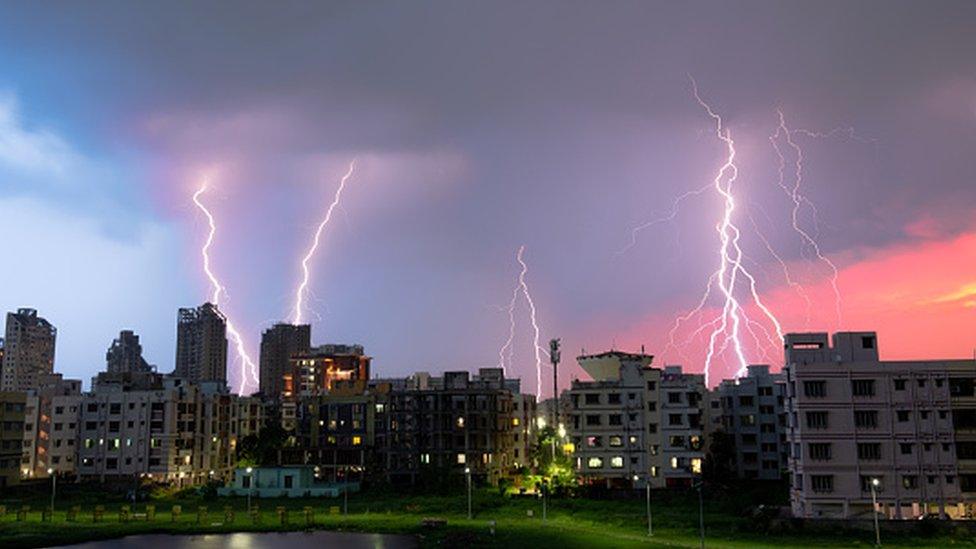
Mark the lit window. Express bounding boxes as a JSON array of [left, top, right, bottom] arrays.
[[352, 436, 362, 446], [457, 453, 466, 464], [670, 457, 679, 469], [650, 466, 658, 477], [512, 418, 520, 427], [456, 417, 465, 428], [421, 453, 430, 464], [587, 457, 603, 468], [691, 458, 702, 474], [610, 456, 624, 469]]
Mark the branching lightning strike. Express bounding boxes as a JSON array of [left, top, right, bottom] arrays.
[[660, 77, 785, 386], [192, 181, 259, 395], [291, 159, 357, 325], [497, 245, 548, 398]]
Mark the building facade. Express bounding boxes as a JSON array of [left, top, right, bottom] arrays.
[[259, 323, 310, 398], [0, 391, 26, 487], [712, 364, 788, 480], [1, 308, 56, 392], [22, 374, 82, 478], [174, 303, 228, 384], [284, 344, 370, 399], [785, 331, 976, 519]]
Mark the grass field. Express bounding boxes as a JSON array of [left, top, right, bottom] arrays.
[[0, 482, 968, 548]]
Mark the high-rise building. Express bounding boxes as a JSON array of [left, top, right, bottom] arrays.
[[106, 330, 153, 374], [1, 308, 57, 392], [22, 374, 82, 478], [174, 303, 228, 384], [259, 323, 310, 398], [784, 331, 976, 519]]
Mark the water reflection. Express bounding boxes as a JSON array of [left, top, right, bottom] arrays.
[[52, 531, 417, 549]]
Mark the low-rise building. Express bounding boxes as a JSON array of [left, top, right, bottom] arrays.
[[785, 331, 976, 519]]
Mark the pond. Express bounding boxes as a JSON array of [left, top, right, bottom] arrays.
[[51, 531, 418, 549]]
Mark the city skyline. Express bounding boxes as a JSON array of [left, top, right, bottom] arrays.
[[2, 2, 975, 394]]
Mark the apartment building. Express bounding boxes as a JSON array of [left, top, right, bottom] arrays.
[[375, 368, 516, 485], [1, 308, 56, 392], [0, 391, 26, 487], [22, 374, 82, 478], [658, 365, 706, 488], [106, 330, 153, 374], [284, 344, 370, 399], [259, 323, 310, 398], [712, 365, 788, 480], [785, 331, 976, 519], [174, 303, 228, 384], [510, 392, 538, 470], [569, 351, 653, 488], [77, 375, 256, 485]]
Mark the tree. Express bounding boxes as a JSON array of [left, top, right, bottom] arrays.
[[237, 422, 289, 467]]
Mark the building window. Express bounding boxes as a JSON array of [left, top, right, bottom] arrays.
[[691, 458, 702, 474], [352, 436, 362, 446], [897, 410, 911, 422], [669, 436, 686, 448], [668, 392, 682, 404], [894, 379, 906, 391], [647, 423, 657, 434], [811, 475, 834, 494], [900, 443, 914, 455], [610, 456, 624, 469], [852, 379, 876, 397], [586, 436, 602, 448], [608, 393, 621, 405], [646, 381, 656, 391], [854, 410, 878, 429], [803, 381, 827, 398], [585, 393, 600, 405], [808, 443, 832, 461], [903, 475, 918, 490], [586, 415, 601, 426], [608, 414, 622, 426], [587, 457, 603, 469], [805, 411, 828, 429], [609, 436, 623, 447], [421, 453, 430, 464], [457, 454, 466, 464], [857, 443, 882, 461], [669, 414, 682, 426]]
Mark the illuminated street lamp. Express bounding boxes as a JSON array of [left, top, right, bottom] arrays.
[[465, 467, 472, 520], [870, 478, 882, 547], [246, 466, 254, 513], [47, 468, 56, 517]]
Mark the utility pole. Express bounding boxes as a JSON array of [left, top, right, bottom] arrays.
[[549, 338, 561, 428]]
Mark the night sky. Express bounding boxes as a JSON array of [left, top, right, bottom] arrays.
[[1, 1, 974, 395]]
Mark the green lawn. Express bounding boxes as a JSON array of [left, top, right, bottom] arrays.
[[0, 483, 968, 548]]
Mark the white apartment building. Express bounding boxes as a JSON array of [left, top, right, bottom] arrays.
[[77, 375, 261, 486], [785, 331, 976, 519], [712, 365, 788, 480], [510, 392, 537, 470], [568, 351, 705, 489]]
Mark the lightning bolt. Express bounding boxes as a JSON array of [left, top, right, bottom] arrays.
[[661, 77, 785, 386], [291, 159, 357, 325], [192, 181, 259, 394], [769, 110, 867, 329], [497, 245, 548, 397]]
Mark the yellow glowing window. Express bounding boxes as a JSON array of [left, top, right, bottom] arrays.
[[512, 418, 520, 426], [691, 458, 702, 474], [457, 453, 466, 464], [352, 436, 362, 446]]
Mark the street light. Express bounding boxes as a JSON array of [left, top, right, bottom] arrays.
[[245, 466, 254, 513], [465, 467, 472, 520], [47, 468, 56, 517], [870, 478, 882, 547], [634, 474, 652, 536]]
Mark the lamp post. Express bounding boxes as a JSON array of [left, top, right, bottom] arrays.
[[47, 468, 56, 517], [245, 466, 254, 513], [465, 467, 472, 520], [870, 478, 882, 547], [695, 476, 705, 549], [343, 466, 348, 515], [635, 474, 652, 536]]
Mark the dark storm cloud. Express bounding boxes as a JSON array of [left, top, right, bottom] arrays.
[[0, 1, 974, 381]]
